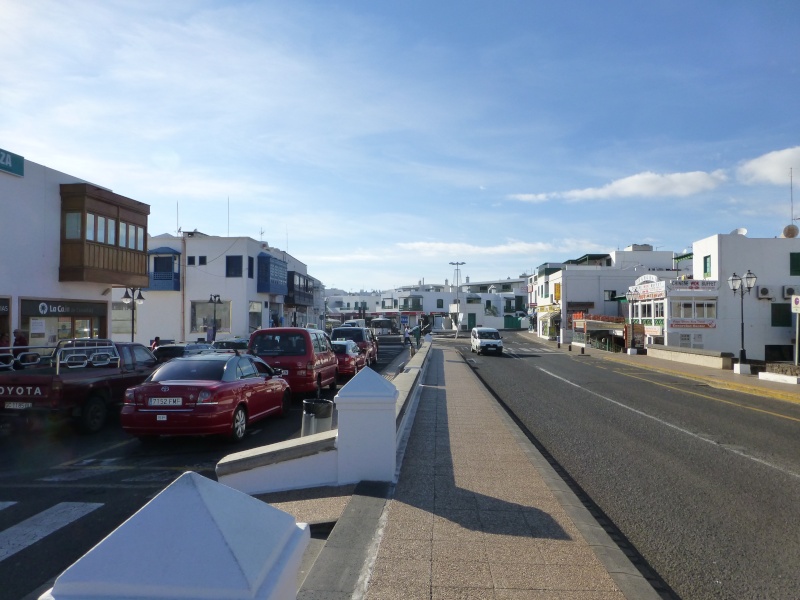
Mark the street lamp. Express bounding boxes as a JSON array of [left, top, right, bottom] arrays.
[[208, 294, 222, 342], [449, 261, 465, 338], [121, 288, 145, 343], [727, 270, 757, 364], [625, 288, 636, 352]]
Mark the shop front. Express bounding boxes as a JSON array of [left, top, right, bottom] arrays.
[[19, 299, 108, 349]]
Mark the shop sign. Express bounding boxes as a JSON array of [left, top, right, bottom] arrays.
[[668, 280, 719, 293], [644, 325, 663, 336], [0, 148, 24, 177], [668, 318, 716, 329], [0, 298, 8, 314], [21, 299, 108, 317], [633, 281, 666, 300]]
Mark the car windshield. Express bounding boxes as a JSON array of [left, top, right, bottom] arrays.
[[213, 340, 247, 349], [332, 343, 349, 355], [151, 360, 226, 382], [478, 330, 500, 340], [251, 332, 307, 356], [331, 329, 362, 342]]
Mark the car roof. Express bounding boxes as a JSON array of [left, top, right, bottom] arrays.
[[472, 327, 499, 332]]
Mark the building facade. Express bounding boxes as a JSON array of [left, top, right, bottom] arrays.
[[1, 146, 150, 349]]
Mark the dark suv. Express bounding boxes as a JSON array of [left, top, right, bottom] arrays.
[[329, 327, 378, 366], [152, 342, 213, 363]]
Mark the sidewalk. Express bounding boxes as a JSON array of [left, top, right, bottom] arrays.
[[361, 343, 655, 599]]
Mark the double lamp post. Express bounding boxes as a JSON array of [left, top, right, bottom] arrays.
[[727, 270, 757, 364]]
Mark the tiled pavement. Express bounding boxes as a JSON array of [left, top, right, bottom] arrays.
[[363, 344, 654, 599]]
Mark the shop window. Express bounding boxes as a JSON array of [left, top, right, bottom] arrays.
[[190, 300, 230, 334]]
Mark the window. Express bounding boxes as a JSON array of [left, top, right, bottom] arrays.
[[187, 256, 196, 266], [655, 302, 665, 318], [86, 214, 95, 241], [604, 290, 616, 301], [771, 303, 792, 327], [107, 218, 116, 245], [437, 299, 444, 309], [128, 224, 136, 249], [791, 253, 800, 276], [153, 256, 173, 274], [199, 256, 207, 266], [137, 226, 145, 251], [65, 212, 81, 239], [248, 256, 254, 279], [119, 222, 127, 248], [226, 256, 243, 277], [96, 216, 106, 243], [703, 255, 711, 278]]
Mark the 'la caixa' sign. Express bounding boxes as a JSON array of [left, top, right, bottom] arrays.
[[0, 148, 24, 177]]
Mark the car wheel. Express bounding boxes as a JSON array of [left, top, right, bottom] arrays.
[[230, 405, 247, 442], [78, 395, 108, 434], [279, 390, 291, 418]]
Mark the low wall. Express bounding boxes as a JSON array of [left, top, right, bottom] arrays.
[[645, 344, 734, 370]]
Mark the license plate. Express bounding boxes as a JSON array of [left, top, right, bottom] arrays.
[[4, 402, 32, 410], [148, 397, 182, 406], [157, 415, 167, 421]]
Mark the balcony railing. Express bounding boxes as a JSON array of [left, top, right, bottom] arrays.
[[148, 271, 180, 291]]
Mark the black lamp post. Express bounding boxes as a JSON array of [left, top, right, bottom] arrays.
[[727, 270, 757, 364], [449, 261, 465, 338], [209, 294, 222, 341], [121, 288, 145, 343]]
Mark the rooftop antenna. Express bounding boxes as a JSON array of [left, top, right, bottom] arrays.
[[176, 201, 180, 236], [259, 228, 265, 241], [784, 168, 799, 238], [227, 197, 230, 237]]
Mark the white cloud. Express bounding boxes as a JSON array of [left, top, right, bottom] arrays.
[[736, 146, 800, 185], [511, 170, 727, 203]]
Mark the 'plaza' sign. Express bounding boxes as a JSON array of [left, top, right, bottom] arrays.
[[0, 148, 24, 177]]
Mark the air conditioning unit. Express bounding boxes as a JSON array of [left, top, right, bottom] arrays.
[[783, 285, 799, 299], [757, 286, 773, 299]]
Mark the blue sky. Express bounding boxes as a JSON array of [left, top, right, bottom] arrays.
[[2, 1, 799, 292]]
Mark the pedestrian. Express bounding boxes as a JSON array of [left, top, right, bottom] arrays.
[[403, 325, 411, 346], [413, 325, 421, 348], [150, 336, 161, 351], [0, 332, 9, 349], [12, 329, 27, 357]]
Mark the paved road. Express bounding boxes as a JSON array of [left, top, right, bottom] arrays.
[[452, 331, 800, 600], [0, 339, 405, 600]]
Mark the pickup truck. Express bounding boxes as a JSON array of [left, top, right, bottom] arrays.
[[0, 339, 157, 433]]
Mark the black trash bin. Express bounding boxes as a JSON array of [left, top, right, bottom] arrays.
[[301, 398, 334, 436]]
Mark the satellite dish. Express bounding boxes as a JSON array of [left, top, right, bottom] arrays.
[[730, 227, 748, 236], [783, 224, 799, 238]]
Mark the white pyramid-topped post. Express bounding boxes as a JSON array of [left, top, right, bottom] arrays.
[[335, 367, 399, 484], [40, 471, 309, 600]]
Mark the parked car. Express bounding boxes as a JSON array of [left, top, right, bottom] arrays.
[[121, 353, 291, 442], [470, 327, 503, 355], [332, 340, 366, 379], [152, 342, 213, 363], [329, 326, 378, 366], [248, 327, 338, 398], [211, 338, 249, 351]]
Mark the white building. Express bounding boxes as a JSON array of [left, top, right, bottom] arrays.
[[111, 231, 325, 345], [625, 231, 800, 362], [1, 146, 150, 347], [529, 245, 680, 344]]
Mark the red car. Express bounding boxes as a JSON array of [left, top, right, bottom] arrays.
[[332, 340, 366, 379], [329, 327, 378, 366], [121, 352, 291, 442]]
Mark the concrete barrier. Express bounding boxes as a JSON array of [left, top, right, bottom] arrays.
[[646, 344, 734, 370]]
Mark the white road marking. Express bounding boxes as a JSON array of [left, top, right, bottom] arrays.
[[0, 502, 103, 562]]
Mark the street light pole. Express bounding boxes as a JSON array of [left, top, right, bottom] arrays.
[[120, 288, 145, 343], [727, 270, 757, 364], [208, 294, 222, 342], [625, 288, 636, 352], [449, 261, 465, 338]]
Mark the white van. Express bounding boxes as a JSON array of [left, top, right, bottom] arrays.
[[470, 327, 503, 355]]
